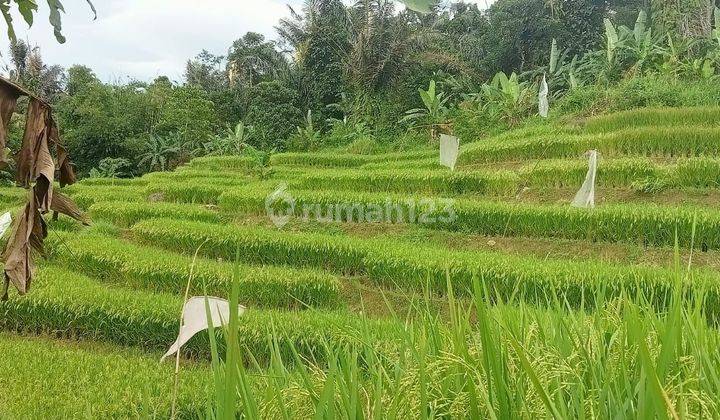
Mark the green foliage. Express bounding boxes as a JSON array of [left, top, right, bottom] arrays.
[[715, 7, 720, 45], [137, 135, 180, 172], [0, 0, 96, 43], [226, 32, 287, 87], [288, 110, 322, 151], [201, 122, 253, 156], [464, 71, 535, 130], [242, 144, 275, 180], [56, 82, 152, 175], [56, 78, 218, 175], [244, 81, 303, 150], [480, 0, 561, 73], [401, 80, 450, 140], [146, 82, 220, 156], [555, 75, 720, 115], [88, 157, 132, 179]]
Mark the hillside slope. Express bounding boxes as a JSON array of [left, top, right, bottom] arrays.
[[1, 106, 720, 415]]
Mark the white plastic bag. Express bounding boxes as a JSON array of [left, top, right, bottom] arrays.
[[571, 150, 598, 209], [439, 134, 460, 171], [538, 74, 549, 118], [0, 212, 11, 238], [161, 296, 246, 362]]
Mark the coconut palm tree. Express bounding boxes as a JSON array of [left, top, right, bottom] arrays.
[[226, 32, 288, 87]]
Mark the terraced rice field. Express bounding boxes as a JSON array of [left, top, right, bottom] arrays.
[[2, 107, 720, 417]]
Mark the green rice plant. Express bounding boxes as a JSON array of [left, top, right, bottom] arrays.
[[271, 150, 436, 168], [89, 201, 220, 226], [446, 200, 720, 249], [187, 156, 254, 172], [0, 266, 397, 362], [206, 266, 720, 418], [67, 186, 147, 208], [219, 186, 720, 249], [132, 218, 368, 275], [144, 169, 251, 185], [145, 182, 229, 205], [519, 156, 661, 187], [52, 233, 342, 309], [292, 168, 519, 195], [360, 158, 444, 171], [0, 188, 28, 206], [271, 152, 372, 168], [147, 180, 278, 205], [0, 332, 212, 418], [520, 156, 720, 189], [77, 177, 148, 187], [584, 106, 720, 133], [631, 176, 674, 193], [130, 218, 720, 320], [459, 126, 720, 165], [670, 156, 720, 188]]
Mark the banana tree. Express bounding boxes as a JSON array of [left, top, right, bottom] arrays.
[[522, 38, 578, 93], [622, 11, 662, 75], [401, 80, 450, 141], [593, 11, 663, 82], [473, 72, 533, 127]]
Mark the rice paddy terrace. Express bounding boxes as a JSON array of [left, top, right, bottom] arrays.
[[2, 107, 720, 417]]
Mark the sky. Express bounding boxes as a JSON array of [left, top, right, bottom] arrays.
[[0, 0, 494, 83]]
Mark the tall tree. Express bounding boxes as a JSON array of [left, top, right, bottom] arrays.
[[651, 0, 716, 38], [226, 32, 287, 87], [481, 0, 560, 73], [277, 0, 350, 112], [6, 40, 65, 101]]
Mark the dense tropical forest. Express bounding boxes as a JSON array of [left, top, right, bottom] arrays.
[[4, 0, 720, 177]]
